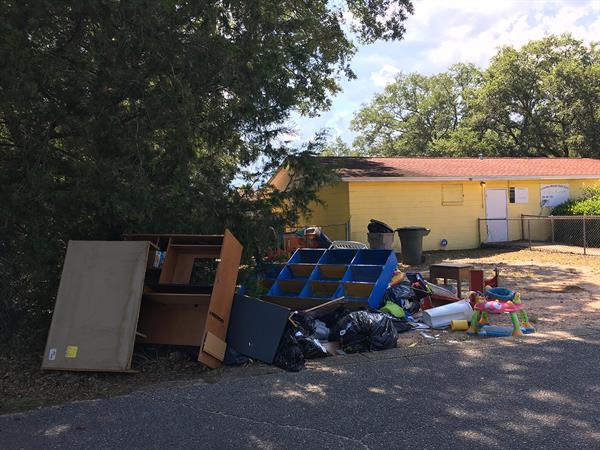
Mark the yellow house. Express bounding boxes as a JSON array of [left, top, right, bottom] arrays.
[[271, 157, 600, 251]]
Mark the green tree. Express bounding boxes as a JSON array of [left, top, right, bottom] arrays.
[[320, 135, 362, 156], [351, 63, 482, 155], [0, 0, 413, 346], [346, 34, 600, 158], [471, 34, 600, 157]]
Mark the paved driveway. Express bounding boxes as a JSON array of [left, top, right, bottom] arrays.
[[2, 329, 600, 449]]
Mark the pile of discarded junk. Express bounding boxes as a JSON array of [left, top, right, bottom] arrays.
[[42, 225, 535, 373]]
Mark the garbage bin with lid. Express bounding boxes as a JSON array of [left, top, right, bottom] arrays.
[[368, 219, 394, 234], [367, 232, 395, 250], [367, 219, 395, 249], [396, 226, 431, 265]]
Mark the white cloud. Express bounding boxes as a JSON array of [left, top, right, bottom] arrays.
[[325, 110, 353, 137], [407, 0, 600, 70], [289, 0, 600, 145], [370, 63, 401, 87]]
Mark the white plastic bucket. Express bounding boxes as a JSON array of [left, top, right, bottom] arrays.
[[422, 300, 473, 329]]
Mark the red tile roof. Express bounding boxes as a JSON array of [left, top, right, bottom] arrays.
[[320, 157, 600, 179]]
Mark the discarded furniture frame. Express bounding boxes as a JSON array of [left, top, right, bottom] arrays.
[[125, 231, 243, 368], [429, 263, 474, 299], [42, 231, 242, 372], [265, 248, 397, 309]]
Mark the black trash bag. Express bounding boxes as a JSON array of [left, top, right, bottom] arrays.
[[291, 313, 317, 336], [223, 346, 250, 365], [273, 327, 305, 372], [383, 283, 420, 315], [311, 319, 330, 341], [387, 316, 413, 333], [337, 311, 398, 353], [297, 334, 328, 359], [323, 307, 356, 341]]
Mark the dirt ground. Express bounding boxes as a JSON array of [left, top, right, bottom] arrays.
[[2, 248, 599, 415], [395, 248, 600, 348]]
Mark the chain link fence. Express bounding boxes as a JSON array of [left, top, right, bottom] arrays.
[[479, 215, 600, 256]]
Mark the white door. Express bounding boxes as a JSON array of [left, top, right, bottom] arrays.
[[485, 189, 508, 242]]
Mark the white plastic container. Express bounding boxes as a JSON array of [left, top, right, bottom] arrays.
[[422, 300, 473, 329]]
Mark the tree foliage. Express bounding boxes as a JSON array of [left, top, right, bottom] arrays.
[[351, 63, 482, 155], [552, 186, 600, 215], [0, 0, 413, 347], [348, 34, 600, 157]]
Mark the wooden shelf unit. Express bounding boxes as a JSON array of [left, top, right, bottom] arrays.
[[125, 230, 242, 368]]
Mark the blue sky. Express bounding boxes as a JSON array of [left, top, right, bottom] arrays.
[[286, 0, 600, 147]]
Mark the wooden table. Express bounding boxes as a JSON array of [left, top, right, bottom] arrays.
[[429, 263, 474, 299]]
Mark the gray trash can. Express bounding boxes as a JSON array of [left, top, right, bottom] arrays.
[[396, 227, 430, 265], [367, 232, 395, 250]]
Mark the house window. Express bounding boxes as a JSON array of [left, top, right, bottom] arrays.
[[442, 184, 464, 205]]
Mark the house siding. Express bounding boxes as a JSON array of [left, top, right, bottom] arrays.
[[300, 183, 350, 240], [329, 178, 599, 251]]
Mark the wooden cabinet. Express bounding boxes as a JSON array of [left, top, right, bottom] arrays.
[[124, 230, 242, 368]]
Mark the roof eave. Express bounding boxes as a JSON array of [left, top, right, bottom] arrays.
[[341, 175, 600, 182]]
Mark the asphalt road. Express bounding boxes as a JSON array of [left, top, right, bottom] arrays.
[[2, 329, 600, 449]]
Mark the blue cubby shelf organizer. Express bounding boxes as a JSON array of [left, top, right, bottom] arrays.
[[265, 248, 397, 308]]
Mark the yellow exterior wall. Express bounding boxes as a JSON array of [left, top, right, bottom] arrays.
[[343, 178, 599, 251], [299, 183, 350, 240]]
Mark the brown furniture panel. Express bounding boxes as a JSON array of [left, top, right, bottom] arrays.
[[198, 230, 243, 367], [137, 301, 209, 346], [143, 292, 211, 305], [42, 241, 149, 372]]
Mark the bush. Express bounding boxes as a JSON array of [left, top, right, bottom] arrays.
[[552, 186, 600, 216], [551, 186, 600, 247]]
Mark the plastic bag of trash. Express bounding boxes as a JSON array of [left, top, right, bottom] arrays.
[[296, 332, 328, 359], [337, 311, 398, 353], [323, 307, 354, 341], [312, 320, 330, 341], [383, 283, 420, 315], [293, 313, 317, 334], [274, 328, 305, 372]]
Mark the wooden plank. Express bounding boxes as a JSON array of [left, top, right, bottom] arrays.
[[168, 244, 222, 257], [159, 250, 195, 284], [262, 296, 334, 310], [197, 229, 243, 366], [311, 280, 339, 297], [289, 264, 316, 278], [278, 279, 305, 294], [344, 282, 374, 299], [124, 233, 223, 240], [143, 292, 211, 305], [171, 254, 196, 283], [318, 264, 348, 279], [169, 235, 224, 245], [303, 298, 345, 316], [202, 331, 227, 361]]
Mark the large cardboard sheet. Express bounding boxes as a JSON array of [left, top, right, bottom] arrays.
[[42, 241, 149, 371]]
